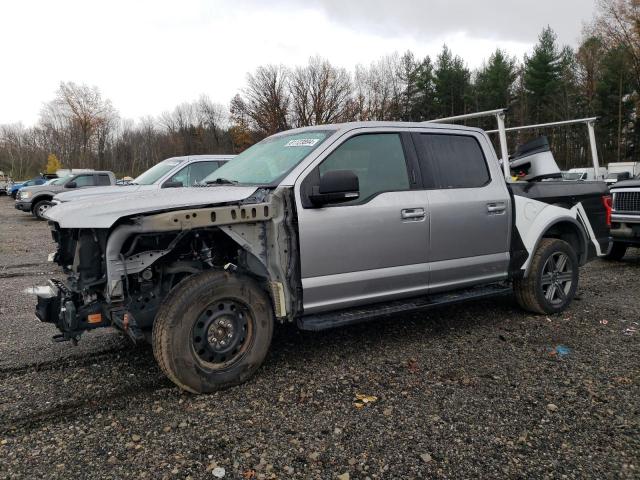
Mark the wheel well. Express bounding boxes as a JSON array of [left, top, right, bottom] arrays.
[[541, 220, 587, 264], [31, 195, 53, 210]]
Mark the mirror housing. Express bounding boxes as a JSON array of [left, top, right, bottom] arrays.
[[162, 181, 184, 189], [65, 181, 77, 189], [309, 170, 359, 207]]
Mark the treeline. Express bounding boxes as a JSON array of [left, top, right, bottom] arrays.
[[0, 0, 638, 178]]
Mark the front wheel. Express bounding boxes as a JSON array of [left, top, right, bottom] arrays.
[[514, 238, 579, 315], [152, 271, 274, 393], [33, 200, 53, 220]]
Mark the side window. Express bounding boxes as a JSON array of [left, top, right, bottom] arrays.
[[97, 174, 111, 186], [188, 161, 221, 185], [418, 134, 490, 189], [73, 175, 96, 187], [165, 165, 190, 186], [317, 133, 410, 205]]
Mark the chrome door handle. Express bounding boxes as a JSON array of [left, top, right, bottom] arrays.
[[401, 208, 426, 220], [487, 202, 506, 214]]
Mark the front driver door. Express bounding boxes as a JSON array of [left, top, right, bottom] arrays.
[[296, 131, 430, 314]]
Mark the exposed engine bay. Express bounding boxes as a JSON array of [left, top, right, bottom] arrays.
[[37, 187, 299, 343]]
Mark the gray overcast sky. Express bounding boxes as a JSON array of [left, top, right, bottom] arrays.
[[0, 0, 597, 126]]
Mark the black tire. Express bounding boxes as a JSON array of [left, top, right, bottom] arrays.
[[152, 270, 273, 393], [32, 200, 53, 220], [603, 242, 627, 261], [514, 238, 579, 315]]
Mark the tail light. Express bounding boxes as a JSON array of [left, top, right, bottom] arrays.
[[602, 195, 612, 227]]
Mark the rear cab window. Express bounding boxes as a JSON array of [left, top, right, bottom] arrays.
[[415, 133, 490, 189], [97, 174, 111, 186], [72, 175, 96, 187]]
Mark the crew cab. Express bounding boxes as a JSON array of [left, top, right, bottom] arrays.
[[606, 176, 640, 260], [37, 122, 610, 393], [51, 155, 234, 206], [16, 171, 116, 219]]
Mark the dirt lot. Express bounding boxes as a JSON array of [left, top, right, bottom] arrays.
[[0, 197, 638, 480]]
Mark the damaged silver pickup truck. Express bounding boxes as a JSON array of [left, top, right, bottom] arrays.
[[38, 122, 611, 393]]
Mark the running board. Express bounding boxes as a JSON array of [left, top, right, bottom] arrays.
[[298, 283, 512, 331]]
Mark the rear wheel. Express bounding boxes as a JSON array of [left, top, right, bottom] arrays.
[[152, 270, 273, 393], [603, 242, 627, 261], [514, 238, 579, 314], [33, 200, 53, 220]]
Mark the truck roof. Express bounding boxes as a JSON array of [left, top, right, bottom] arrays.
[[271, 121, 486, 136], [168, 155, 235, 162]]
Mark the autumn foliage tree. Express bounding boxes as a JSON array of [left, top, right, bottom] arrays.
[[45, 153, 61, 173]]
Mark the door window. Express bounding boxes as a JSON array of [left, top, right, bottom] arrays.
[[165, 165, 190, 187], [317, 133, 410, 205], [188, 161, 221, 185], [417, 134, 490, 189], [96, 174, 111, 186], [72, 175, 96, 187]]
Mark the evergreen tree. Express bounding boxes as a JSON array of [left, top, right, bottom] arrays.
[[475, 49, 517, 112], [595, 45, 635, 162], [524, 27, 563, 122], [434, 45, 471, 117], [405, 56, 436, 121]]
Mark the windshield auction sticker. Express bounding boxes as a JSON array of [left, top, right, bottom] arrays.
[[285, 139, 319, 147]]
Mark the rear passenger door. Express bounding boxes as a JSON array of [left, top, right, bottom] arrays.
[[413, 131, 511, 292], [296, 131, 430, 314]]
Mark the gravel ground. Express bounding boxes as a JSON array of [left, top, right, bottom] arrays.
[[0, 197, 638, 480]]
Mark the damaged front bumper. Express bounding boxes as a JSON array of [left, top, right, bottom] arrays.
[[35, 279, 113, 342]]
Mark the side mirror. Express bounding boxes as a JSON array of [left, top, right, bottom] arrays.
[[162, 181, 183, 189], [66, 181, 77, 189], [309, 170, 359, 207]]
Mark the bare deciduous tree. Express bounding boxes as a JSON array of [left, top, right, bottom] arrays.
[[232, 65, 290, 136], [289, 56, 353, 127]]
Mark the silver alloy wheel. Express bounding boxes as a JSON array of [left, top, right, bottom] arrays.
[[37, 202, 51, 218], [540, 252, 573, 306]]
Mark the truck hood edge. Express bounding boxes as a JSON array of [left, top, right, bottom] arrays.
[[45, 186, 260, 228]]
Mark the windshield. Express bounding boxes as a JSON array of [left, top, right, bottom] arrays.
[[48, 176, 71, 185], [606, 173, 620, 179], [203, 130, 333, 185], [133, 158, 185, 185]]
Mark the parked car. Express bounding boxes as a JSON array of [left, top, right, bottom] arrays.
[[605, 171, 632, 185], [8, 176, 48, 199], [52, 155, 234, 206], [37, 122, 610, 393], [606, 175, 640, 260], [563, 167, 607, 181], [0, 171, 11, 195], [607, 161, 640, 179], [16, 171, 117, 219]]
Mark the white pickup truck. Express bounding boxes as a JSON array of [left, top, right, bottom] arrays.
[[51, 155, 234, 206]]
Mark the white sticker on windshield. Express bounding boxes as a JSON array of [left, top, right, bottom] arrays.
[[285, 138, 319, 147]]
